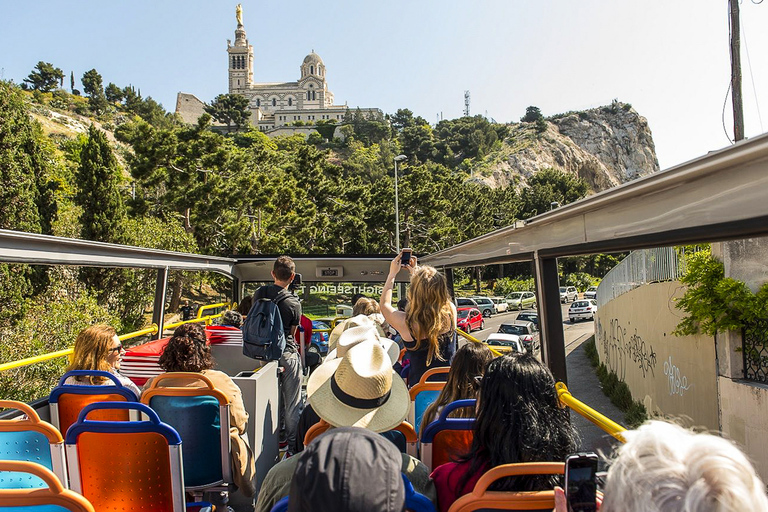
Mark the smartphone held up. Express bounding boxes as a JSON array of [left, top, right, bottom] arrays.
[[565, 452, 598, 512], [400, 248, 412, 266]]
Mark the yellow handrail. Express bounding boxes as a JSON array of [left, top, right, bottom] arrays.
[[0, 303, 232, 374], [456, 329, 506, 357], [197, 302, 230, 319], [556, 382, 626, 443]]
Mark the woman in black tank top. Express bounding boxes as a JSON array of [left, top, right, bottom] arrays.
[[380, 251, 457, 387]]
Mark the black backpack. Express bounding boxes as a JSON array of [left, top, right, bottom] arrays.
[[242, 291, 289, 361]]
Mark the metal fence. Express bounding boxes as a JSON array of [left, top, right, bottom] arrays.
[[743, 320, 768, 384], [596, 247, 690, 310]]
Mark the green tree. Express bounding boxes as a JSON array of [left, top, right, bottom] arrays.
[[76, 125, 125, 243], [24, 61, 64, 92], [81, 69, 108, 114], [518, 168, 588, 219], [521, 106, 543, 123], [204, 94, 251, 131], [433, 115, 508, 166], [105, 82, 123, 103]]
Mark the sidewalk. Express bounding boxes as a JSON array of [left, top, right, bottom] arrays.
[[565, 339, 624, 460]]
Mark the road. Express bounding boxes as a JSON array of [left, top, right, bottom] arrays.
[[463, 302, 595, 355]]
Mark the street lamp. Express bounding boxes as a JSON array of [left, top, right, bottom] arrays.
[[394, 154, 407, 252]]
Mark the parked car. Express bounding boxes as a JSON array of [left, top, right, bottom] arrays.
[[506, 291, 537, 310], [498, 321, 538, 352], [457, 307, 484, 332], [471, 296, 496, 317], [569, 299, 598, 322], [456, 297, 479, 309], [485, 333, 525, 354], [516, 311, 538, 328], [491, 297, 508, 313], [583, 286, 598, 300], [559, 286, 578, 303], [310, 320, 330, 356]]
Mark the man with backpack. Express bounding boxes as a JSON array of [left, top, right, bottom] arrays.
[[248, 255, 303, 453]]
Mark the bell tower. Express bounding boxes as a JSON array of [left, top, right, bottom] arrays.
[[227, 4, 253, 93]]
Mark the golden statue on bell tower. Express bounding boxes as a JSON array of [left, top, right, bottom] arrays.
[[236, 4, 243, 26]]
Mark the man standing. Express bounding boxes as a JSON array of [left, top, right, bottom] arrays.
[[180, 300, 193, 321], [253, 255, 303, 452]]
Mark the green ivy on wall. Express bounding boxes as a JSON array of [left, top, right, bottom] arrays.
[[674, 249, 768, 337]]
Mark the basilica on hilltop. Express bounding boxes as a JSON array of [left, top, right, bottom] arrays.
[[176, 5, 380, 135]]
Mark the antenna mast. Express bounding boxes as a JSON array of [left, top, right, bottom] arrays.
[[464, 91, 470, 117]]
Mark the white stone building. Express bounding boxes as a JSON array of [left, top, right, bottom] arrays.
[[177, 7, 381, 135]]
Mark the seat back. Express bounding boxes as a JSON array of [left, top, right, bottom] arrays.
[[65, 402, 185, 512], [419, 367, 450, 384], [0, 461, 94, 512], [402, 473, 436, 512], [408, 383, 443, 435], [303, 420, 331, 447], [140, 372, 232, 489], [420, 399, 476, 471], [50, 371, 138, 435], [447, 462, 565, 512], [386, 421, 418, 457], [0, 401, 67, 489]]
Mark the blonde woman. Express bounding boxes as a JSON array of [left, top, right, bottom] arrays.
[[63, 324, 141, 396], [380, 250, 457, 386]]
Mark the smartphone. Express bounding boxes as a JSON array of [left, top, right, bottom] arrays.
[[289, 273, 302, 291], [400, 248, 412, 266], [565, 452, 598, 512]]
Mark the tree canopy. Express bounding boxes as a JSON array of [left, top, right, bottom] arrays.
[[204, 93, 251, 131], [24, 61, 64, 92]]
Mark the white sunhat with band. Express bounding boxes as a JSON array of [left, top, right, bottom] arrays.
[[307, 338, 409, 432], [325, 324, 400, 366]]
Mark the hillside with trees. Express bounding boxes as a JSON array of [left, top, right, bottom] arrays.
[[0, 64, 647, 400]]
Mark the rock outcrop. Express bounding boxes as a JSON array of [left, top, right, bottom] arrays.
[[471, 102, 659, 191]]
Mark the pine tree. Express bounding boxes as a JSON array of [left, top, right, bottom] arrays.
[[76, 125, 125, 243]]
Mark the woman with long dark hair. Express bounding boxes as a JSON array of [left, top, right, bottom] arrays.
[[380, 251, 457, 386], [431, 352, 577, 512], [418, 342, 493, 437], [142, 323, 257, 497]]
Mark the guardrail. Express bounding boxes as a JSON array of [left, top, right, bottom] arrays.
[[0, 304, 233, 374], [556, 382, 626, 442]]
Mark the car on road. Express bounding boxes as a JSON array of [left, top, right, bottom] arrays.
[[506, 291, 537, 310], [456, 297, 479, 309], [485, 333, 525, 354], [559, 286, 578, 303], [310, 320, 330, 356], [583, 286, 598, 300], [498, 321, 538, 352], [516, 311, 538, 327], [471, 296, 496, 317], [569, 299, 598, 322], [491, 297, 508, 313], [457, 307, 484, 332]]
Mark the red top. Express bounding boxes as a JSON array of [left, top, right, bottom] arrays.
[[299, 315, 313, 351], [431, 460, 485, 512]]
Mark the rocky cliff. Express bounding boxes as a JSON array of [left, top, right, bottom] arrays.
[[471, 102, 659, 191]]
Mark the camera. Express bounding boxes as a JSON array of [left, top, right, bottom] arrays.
[[289, 272, 302, 291]]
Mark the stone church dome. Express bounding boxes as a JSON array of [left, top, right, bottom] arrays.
[[302, 51, 323, 65]]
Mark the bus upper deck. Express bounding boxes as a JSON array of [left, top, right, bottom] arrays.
[[2, 131, 768, 510]]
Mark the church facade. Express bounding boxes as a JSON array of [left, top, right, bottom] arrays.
[[176, 6, 381, 135]]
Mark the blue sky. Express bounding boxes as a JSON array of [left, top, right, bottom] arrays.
[[1, 0, 766, 170]]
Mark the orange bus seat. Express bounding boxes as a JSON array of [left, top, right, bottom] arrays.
[[0, 460, 94, 512], [64, 402, 200, 512], [49, 371, 137, 436], [447, 462, 565, 511], [420, 399, 476, 471]]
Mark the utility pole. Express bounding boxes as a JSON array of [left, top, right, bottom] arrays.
[[729, 0, 744, 141]]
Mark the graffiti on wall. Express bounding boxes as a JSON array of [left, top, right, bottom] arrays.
[[597, 317, 657, 381], [663, 356, 691, 396]]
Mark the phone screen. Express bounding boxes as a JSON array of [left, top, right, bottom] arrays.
[[400, 249, 412, 265], [566, 455, 597, 512]]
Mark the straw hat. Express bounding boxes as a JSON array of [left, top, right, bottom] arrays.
[[326, 324, 399, 366], [328, 314, 389, 352], [307, 340, 409, 432]]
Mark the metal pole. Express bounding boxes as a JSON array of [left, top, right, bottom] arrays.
[[394, 159, 400, 253], [152, 267, 169, 340], [534, 253, 568, 384]]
